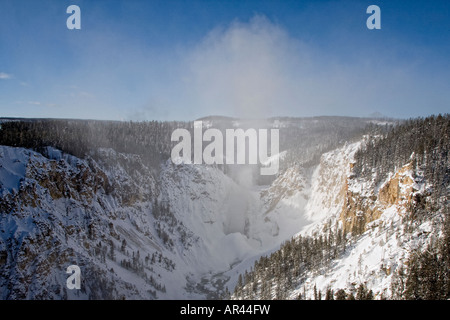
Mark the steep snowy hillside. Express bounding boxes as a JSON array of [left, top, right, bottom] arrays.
[[231, 115, 449, 300], [0, 146, 177, 299], [0, 145, 311, 299], [289, 160, 443, 300]]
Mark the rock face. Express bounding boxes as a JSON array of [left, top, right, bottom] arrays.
[[378, 163, 415, 206], [303, 141, 362, 224], [340, 162, 417, 234]]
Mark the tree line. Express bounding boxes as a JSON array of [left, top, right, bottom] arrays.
[[0, 118, 189, 168], [0, 116, 381, 178], [353, 114, 449, 203]]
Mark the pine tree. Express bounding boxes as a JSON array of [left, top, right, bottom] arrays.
[[335, 289, 347, 300], [235, 274, 243, 297], [121, 239, 127, 253], [325, 288, 334, 300], [109, 240, 115, 261], [356, 284, 367, 300]]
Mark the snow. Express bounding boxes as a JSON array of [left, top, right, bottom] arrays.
[[0, 141, 383, 298], [0, 125, 442, 300], [0, 146, 28, 192], [280, 142, 441, 300], [158, 159, 312, 286]]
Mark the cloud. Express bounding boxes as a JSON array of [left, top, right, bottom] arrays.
[[14, 100, 60, 108], [45, 103, 59, 108], [0, 72, 12, 79], [182, 15, 301, 119], [180, 15, 374, 119], [172, 14, 445, 119]]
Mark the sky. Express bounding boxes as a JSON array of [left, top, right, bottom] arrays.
[[0, 0, 449, 121]]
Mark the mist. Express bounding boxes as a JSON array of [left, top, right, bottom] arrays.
[[144, 14, 447, 121]]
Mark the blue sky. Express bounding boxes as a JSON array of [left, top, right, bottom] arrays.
[[0, 0, 449, 120]]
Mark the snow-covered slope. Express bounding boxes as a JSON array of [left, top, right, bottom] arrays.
[[230, 136, 447, 300], [0, 146, 174, 299], [287, 157, 442, 299], [0, 145, 312, 299]]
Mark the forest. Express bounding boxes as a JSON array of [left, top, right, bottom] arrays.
[[353, 114, 449, 202], [0, 119, 187, 169], [0, 116, 379, 179]]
